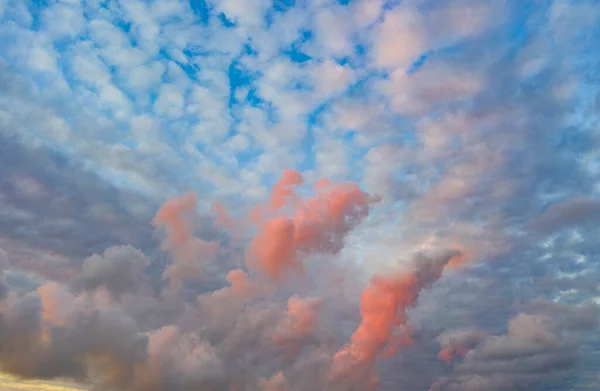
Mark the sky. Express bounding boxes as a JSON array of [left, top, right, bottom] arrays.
[[0, 0, 599, 390]]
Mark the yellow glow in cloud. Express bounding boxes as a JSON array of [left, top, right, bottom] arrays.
[[0, 372, 86, 391]]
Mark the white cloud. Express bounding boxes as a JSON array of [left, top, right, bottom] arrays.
[[311, 60, 355, 100], [41, 2, 85, 40], [4, 2, 33, 28], [312, 5, 353, 58], [323, 97, 393, 146], [71, 44, 112, 86], [370, 6, 428, 70], [314, 134, 351, 180], [378, 63, 483, 117], [352, 0, 383, 28], [98, 84, 132, 120], [210, 0, 271, 31], [188, 85, 231, 143], [131, 114, 166, 154], [362, 143, 409, 201], [120, 0, 161, 48], [251, 147, 303, 175], [88, 17, 154, 73], [154, 83, 185, 118], [43, 114, 72, 143], [29, 45, 58, 74], [260, 7, 308, 57], [88, 18, 128, 46], [126, 61, 165, 92], [417, 112, 472, 159], [431, 0, 501, 41], [223, 133, 250, 152], [151, 0, 191, 23]]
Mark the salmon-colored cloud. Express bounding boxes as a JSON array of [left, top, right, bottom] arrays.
[[153, 192, 218, 289], [226, 269, 257, 297], [329, 273, 417, 386], [248, 170, 380, 281], [270, 168, 304, 209], [153, 192, 197, 249], [330, 249, 465, 385], [274, 296, 324, 359]]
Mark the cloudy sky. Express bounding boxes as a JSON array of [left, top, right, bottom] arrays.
[[0, 0, 599, 390]]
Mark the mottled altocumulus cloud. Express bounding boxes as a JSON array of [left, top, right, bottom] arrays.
[[0, 0, 599, 390]]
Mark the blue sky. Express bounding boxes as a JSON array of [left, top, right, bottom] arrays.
[[0, 0, 599, 390]]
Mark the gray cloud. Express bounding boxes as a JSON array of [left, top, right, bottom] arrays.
[[429, 300, 598, 391], [0, 132, 157, 264], [71, 245, 151, 298], [526, 197, 600, 235]]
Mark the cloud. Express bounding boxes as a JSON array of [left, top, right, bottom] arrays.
[[0, 0, 599, 390], [526, 197, 600, 234], [71, 245, 150, 299], [153, 192, 219, 290], [248, 170, 380, 281], [0, 133, 157, 269], [429, 300, 598, 391], [370, 5, 428, 70], [329, 249, 465, 388], [0, 173, 467, 391], [436, 329, 485, 364], [0, 159, 598, 391], [274, 295, 324, 360]]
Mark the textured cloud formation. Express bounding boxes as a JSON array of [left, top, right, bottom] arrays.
[[153, 192, 219, 290], [249, 170, 380, 281], [0, 171, 598, 390], [436, 329, 485, 365], [0, 175, 465, 391], [429, 299, 598, 391], [329, 249, 465, 389], [71, 245, 150, 298], [0, 0, 599, 390]]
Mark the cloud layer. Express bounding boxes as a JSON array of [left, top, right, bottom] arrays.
[[0, 0, 599, 390]]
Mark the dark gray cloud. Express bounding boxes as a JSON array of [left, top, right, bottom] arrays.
[[71, 245, 151, 298], [429, 300, 598, 391], [0, 132, 157, 263], [526, 197, 600, 235], [0, 277, 7, 301], [0, 286, 148, 386], [0, 131, 229, 295]]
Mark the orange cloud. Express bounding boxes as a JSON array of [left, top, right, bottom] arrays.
[[330, 249, 465, 384], [329, 273, 418, 384], [153, 192, 197, 249], [270, 168, 303, 209], [248, 170, 380, 281]]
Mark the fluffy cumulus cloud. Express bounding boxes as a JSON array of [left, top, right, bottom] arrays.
[[0, 0, 599, 390]]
